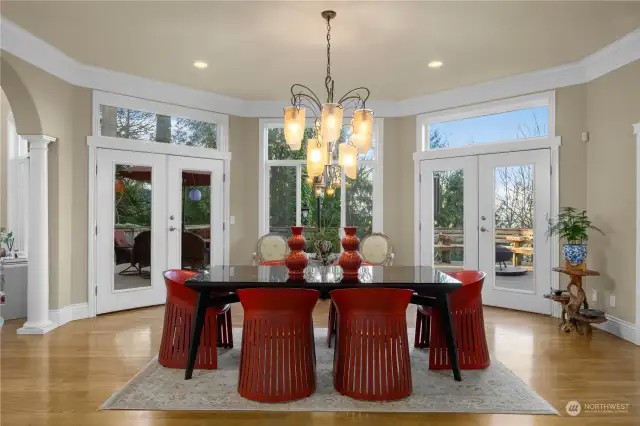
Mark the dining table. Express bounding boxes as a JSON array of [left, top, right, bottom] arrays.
[[184, 265, 464, 381]]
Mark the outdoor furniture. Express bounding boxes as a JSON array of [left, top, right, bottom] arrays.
[[181, 231, 208, 270], [330, 288, 414, 401], [434, 228, 533, 266], [495, 245, 512, 270], [132, 230, 151, 276], [184, 265, 463, 381], [252, 233, 289, 265], [236, 288, 320, 402], [159, 270, 233, 371], [327, 233, 394, 348], [424, 270, 490, 371], [505, 232, 533, 266], [114, 230, 137, 275]]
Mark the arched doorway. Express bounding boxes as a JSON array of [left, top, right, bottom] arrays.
[[1, 56, 57, 334]]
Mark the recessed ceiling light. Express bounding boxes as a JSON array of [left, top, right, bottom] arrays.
[[193, 61, 209, 69], [428, 60, 443, 69]]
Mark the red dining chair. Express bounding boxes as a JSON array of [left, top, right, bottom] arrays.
[[419, 270, 490, 371], [330, 288, 413, 401], [159, 270, 233, 370], [327, 259, 374, 348], [237, 288, 320, 402]]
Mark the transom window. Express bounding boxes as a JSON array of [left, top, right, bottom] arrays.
[[260, 119, 383, 249], [93, 91, 228, 151], [418, 92, 554, 151]]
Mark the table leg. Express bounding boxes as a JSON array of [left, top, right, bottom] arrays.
[[185, 291, 207, 380], [439, 294, 462, 381]]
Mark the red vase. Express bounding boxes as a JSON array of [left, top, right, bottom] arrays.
[[339, 226, 362, 281], [285, 226, 308, 280]]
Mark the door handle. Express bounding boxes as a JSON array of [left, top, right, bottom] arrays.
[[480, 226, 488, 232], [169, 226, 177, 231]]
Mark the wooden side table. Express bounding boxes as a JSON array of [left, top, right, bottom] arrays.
[[548, 265, 606, 335]]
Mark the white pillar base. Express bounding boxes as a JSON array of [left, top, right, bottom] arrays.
[[17, 320, 56, 335]]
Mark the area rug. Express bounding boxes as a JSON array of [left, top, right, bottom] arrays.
[[101, 328, 557, 414]]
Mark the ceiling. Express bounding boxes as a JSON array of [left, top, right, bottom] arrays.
[[2, 1, 640, 101]]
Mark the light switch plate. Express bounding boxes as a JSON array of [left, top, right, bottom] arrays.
[[230, 216, 235, 225], [609, 294, 616, 308], [592, 289, 598, 303]]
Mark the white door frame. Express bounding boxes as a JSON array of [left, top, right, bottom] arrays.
[[634, 123, 640, 345], [413, 136, 561, 315], [87, 136, 231, 318]]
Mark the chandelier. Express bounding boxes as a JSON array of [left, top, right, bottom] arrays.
[[283, 10, 374, 197]]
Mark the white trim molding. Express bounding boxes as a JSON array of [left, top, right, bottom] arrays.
[[48, 303, 90, 329], [634, 123, 640, 345], [2, 17, 640, 118], [594, 315, 638, 345], [16, 135, 56, 335]]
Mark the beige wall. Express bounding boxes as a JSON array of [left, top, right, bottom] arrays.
[[228, 116, 259, 264], [1, 52, 91, 309], [583, 59, 640, 323]]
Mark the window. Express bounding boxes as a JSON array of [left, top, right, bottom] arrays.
[[93, 91, 228, 151], [4, 112, 29, 255], [418, 93, 554, 151], [260, 119, 383, 248], [99, 105, 217, 149]]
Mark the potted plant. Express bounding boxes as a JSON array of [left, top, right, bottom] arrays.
[[0, 228, 14, 258], [307, 228, 340, 265], [546, 207, 604, 265]]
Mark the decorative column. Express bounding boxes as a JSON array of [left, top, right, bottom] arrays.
[[17, 135, 56, 335], [635, 123, 640, 345]]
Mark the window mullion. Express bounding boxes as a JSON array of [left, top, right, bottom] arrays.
[[296, 165, 301, 226]]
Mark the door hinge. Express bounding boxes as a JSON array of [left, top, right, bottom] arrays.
[[95, 163, 98, 175], [419, 223, 422, 231], [94, 286, 98, 296], [550, 165, 553, 175], [95, 225, 98, 236], [223, 173, 226, 183], [223, 222, 226, 231], [419, 173, 422, 183]]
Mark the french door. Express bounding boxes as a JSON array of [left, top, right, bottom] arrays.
[[420, 149, 552, 315], [96, 149, 224, 314]]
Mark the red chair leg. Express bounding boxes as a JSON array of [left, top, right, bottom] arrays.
[[414, 308, 431, 349], [225, 309, 233, 349]]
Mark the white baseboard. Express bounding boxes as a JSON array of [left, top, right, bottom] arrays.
[[48, 302, 89, 329], [594, 315, 638, 345]]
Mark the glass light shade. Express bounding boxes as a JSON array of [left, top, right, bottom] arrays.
[[306, 139, 325, 177], [339, 143, 358, 179], [326, 187, 335, 196], [352, 109, 373, 154], [284, 106, 305, 149], [320, 103, 343, 142], [114, 179, 125, 193]]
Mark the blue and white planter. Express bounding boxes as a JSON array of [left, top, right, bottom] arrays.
[[563, 244, 587, 265]]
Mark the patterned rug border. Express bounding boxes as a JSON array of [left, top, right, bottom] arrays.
[[101, 328, 558, 415]]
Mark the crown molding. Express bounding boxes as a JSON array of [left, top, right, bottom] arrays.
[[1, 17, 639, 118]]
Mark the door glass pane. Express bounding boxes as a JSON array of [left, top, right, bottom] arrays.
[[269, 166, 296, 236], [182, 170, 211, 270], [494, 165, 535, 292], [433, 170, 464, 271], [114, 165, 152, 290], [346, 165, 373, 240]]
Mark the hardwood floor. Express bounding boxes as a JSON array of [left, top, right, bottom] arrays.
[[1, 301, 639, 426]]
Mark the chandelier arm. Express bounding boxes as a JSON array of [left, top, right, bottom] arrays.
[[337, 87, 371, 109], [338, 98, 363, 115], [295, 98, 322, 119], [290, 84, 323, 111]]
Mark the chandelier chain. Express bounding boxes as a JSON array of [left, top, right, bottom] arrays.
[[325, 15, 333, 103]]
